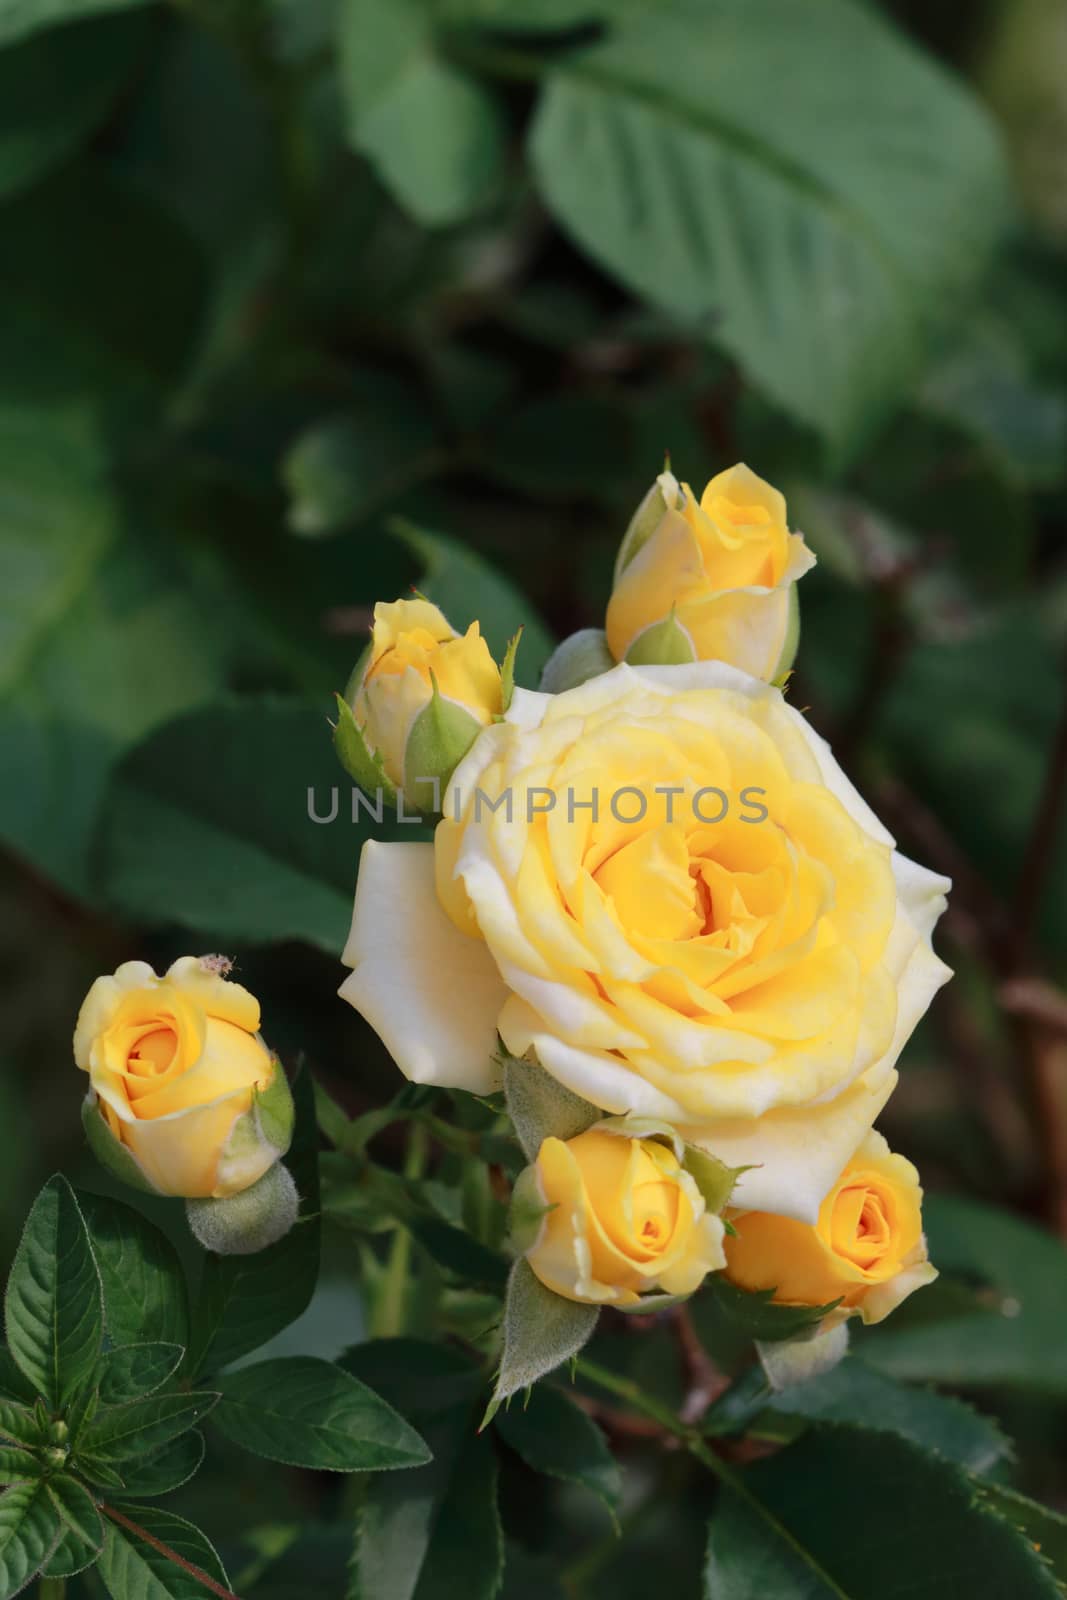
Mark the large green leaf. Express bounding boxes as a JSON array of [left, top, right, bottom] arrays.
[[494, 1382, 621, 1515], [339, 0, 506, 227], [979, 1485, 1067, 1591], [529, 0, 1010, 453], [759, 1357, 1011, 1475], [78, 1391, 218, 1466], [0, 414, 223, 899], [107, 1431, 205, 1501], [344, 1340, 503, 1600], [0, 13, 150, 201], [77, 1192, 190, 1351], [704, 1425, 1061, 1599], [96, 698, 417, 952], [0, 1480, 63, 1599], [96, 1504, 230, 1600], [0, 0, 150, 46], [0, 163, 207, 427], [191, 1064, 321, 1375], [97, 1344, 185, 1408], [5, 1176, 102, 1411], [859, 1193, 1067, 1392], [213, 1356, 430, 1471]]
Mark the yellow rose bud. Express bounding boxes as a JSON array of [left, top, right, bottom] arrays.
[[722, 1130, 937, 1326], [74, 956, 293, 1200], [349, 597, 502, 807], [523, 1128, 726, 1306], [606, 463, 815, 680]]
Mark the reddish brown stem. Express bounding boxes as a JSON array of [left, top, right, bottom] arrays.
[[99, 1503, 243, 1600]]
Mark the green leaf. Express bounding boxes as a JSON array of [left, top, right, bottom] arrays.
[[339, 0, 506, 227], [97, 1504, 230, 1600], [0, 0, 151, 47], [529, 0, 1010, 454], [0, 1480, 63, 1599], [97, 698, 418, 953], [486, 1259, 599, 1424], [704, 1424, 1061, 1599], [283, 399, 439, 538], [495, 1382, 621, 1516], [503, 1052, 600, 1163], [0, 1354, 35, 1409], [344, 1340, 503, 1600], [97, 1345, 185, 1408], [213, 1356, 430, 1472], [5, 1175, 103, 1411], [191, 1062, 321, 1374], [0, 1408, 42, 1452], [41, 1517, 104, 1581], [859, 1194, 1067, 1392], [108, 1432, 204, 1501], [701, 1275, 839, 1345], [392, 521, 555, 686], [77, 1192, 190, 1351], [760, 1357, 1012, 1475], [78, 1392, 218, 1466], [0, 1452, 36, 1488], [0, 13, 151, 202], [46, 1476, 103, 1563], [979, 1485, 1067, 1590], [0, 409, 220, 900]]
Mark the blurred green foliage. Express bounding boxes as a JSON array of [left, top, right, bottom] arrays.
[[1, 0, 1066, 1594]]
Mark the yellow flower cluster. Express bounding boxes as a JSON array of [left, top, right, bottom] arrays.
[[335, 462, 947, 1321]]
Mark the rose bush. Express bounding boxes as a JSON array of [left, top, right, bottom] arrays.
[[340, 660, 951, 1222], [75, 955, 293, 1199]]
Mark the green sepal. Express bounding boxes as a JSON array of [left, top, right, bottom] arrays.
[[613, 473, 674, 583], [503, 1051, 600, 1164], [499, 627, 523, 712], [539, 628, 615, 692], [681, 1147, 748, 1214], [483, 1258, 598, 1428], [332, 692, 398, 805], [704, 1276, 842, 1343], [506, 1165, 554, 1258], [403, 673, 483, 815], [625, 608, 697, 666], [81, 1092, 160, 1196], [251, 1058, 296, 1156], [771, 584, 801, 686]]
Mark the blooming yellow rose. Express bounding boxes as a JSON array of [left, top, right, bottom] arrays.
[[349, 597, 502, 797], [339, 661, 951, 1222], [75, 956, 293, 1200], [722, 1130, 937, 1325], [522, 1128, 726, 1305], [605, 465, 815, 680]]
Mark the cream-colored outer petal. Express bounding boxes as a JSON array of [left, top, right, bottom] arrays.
[[684, 1067, 900, 1225], [339, 839, 508, 1093]]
